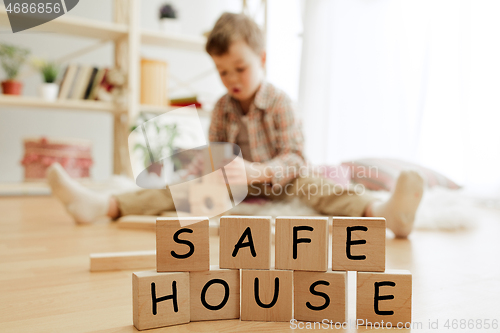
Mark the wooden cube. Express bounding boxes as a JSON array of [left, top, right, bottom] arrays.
[[357, 270, 412, 326], [275, 216, 328, 271], [294, 271, 346, 323], [332, 217, 386, 272], [156, 217, 209, 272], [190, 266, 240, 321], [132, 270, 190, 330], [90, 250, 156, 272], [220, 216, 271, 270], [189, 181, 232, 217], [241, 269, 293, 322]]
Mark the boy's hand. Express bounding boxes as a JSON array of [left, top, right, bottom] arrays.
[[223, 156, 273, 185]]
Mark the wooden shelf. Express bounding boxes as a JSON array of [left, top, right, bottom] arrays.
[[0, 95, 123, 113], [140, 104, 211, 117], [141, 29, 206, 52], [0, 7, 128, 40], [0, 1, 214, 177]]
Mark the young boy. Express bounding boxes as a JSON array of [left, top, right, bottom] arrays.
[[47, 13, 423, 238]]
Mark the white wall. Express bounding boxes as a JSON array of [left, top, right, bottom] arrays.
[[0, 0, 239, 182]]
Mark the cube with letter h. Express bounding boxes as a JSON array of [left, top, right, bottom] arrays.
[[132, 270, 190, 330]]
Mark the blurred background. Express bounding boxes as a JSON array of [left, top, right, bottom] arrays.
[[0, 0, 499, 190]]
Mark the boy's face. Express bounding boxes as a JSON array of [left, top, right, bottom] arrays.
[[211, 40, 266, 103]]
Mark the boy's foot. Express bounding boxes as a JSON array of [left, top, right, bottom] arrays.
[[370, 170, 424, 238], [46, 163, 109, 223]]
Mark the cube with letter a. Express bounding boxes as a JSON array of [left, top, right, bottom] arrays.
[[156, 217, 209, 272], [332, 217, 386, 272], [357, 270, 412, 326], [219, 216, 271, 270]]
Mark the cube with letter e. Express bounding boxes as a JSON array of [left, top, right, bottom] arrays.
[[357, 270, 412, 326], [332, 217, 386, 272]]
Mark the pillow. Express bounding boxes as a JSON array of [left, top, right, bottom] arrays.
[[341, 158, 461, 191]]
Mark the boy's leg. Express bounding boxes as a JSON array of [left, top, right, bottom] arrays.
[[266, 176, 374, 217], [47, 163, 176, 223], [257, 171, 424, 238], [114, 188, 175, 216]]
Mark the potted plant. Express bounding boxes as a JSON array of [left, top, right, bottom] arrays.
[[0, 43, 30, 95], [159, 3, 180, 34], [31, 58, 60, 101]]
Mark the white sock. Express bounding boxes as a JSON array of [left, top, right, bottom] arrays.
[[371, 170, 424, 238], [46, 163, 109, 224]]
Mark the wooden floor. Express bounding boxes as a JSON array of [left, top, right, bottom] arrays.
[[1, 196, 499, 332]]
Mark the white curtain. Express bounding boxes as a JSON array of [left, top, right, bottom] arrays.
[[299, 0, 500, 187]]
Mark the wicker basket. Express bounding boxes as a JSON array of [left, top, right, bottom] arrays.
[[20, 137, 93, 181]]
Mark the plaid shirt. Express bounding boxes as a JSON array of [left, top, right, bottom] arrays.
[[209, 81, 306, 186]]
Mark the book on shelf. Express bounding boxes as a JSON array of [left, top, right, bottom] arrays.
[[83, 67, 98, 100], [169, 95, 202, 108], [71, 65, 93, 100], [57, 64, 110, 102], [87, 68, 107, 100], [58, 64, 78, 99], [66, 65, 81, 99]]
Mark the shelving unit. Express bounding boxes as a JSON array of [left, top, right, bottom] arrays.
[[141, 28, 206, 51], [0, 94, 121, 113], [0, 1, 209, 176], [0, 7, 128, 40], [140, 104, 212, 118]]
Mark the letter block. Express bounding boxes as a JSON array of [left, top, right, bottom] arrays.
[[241, 269, 293, 322], [332, 217, 386, 272], [133, 270, 190, 330], [219, 216, 271, 269], [190, 266, 240, 321], [275, 216, 328, 271], [357, 270, 412, 326], [156, 217, 210, 272], [294, 271, 346, 324]]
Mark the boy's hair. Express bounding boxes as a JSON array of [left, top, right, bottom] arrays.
[[205, 12, 265, 56]]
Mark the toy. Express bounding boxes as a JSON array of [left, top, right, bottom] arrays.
[[190, 266, 240, 321], [129, 216, 412, 330], [219, 216, 272, 270], [241, 269, 293, 322], [156, 217, 210, 272], [294, 270, 346, 323], [133, 270, 190, 330], [275, 216, 328, 271], [90, 250, 156, 272], [332, 217, 386, 272]]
